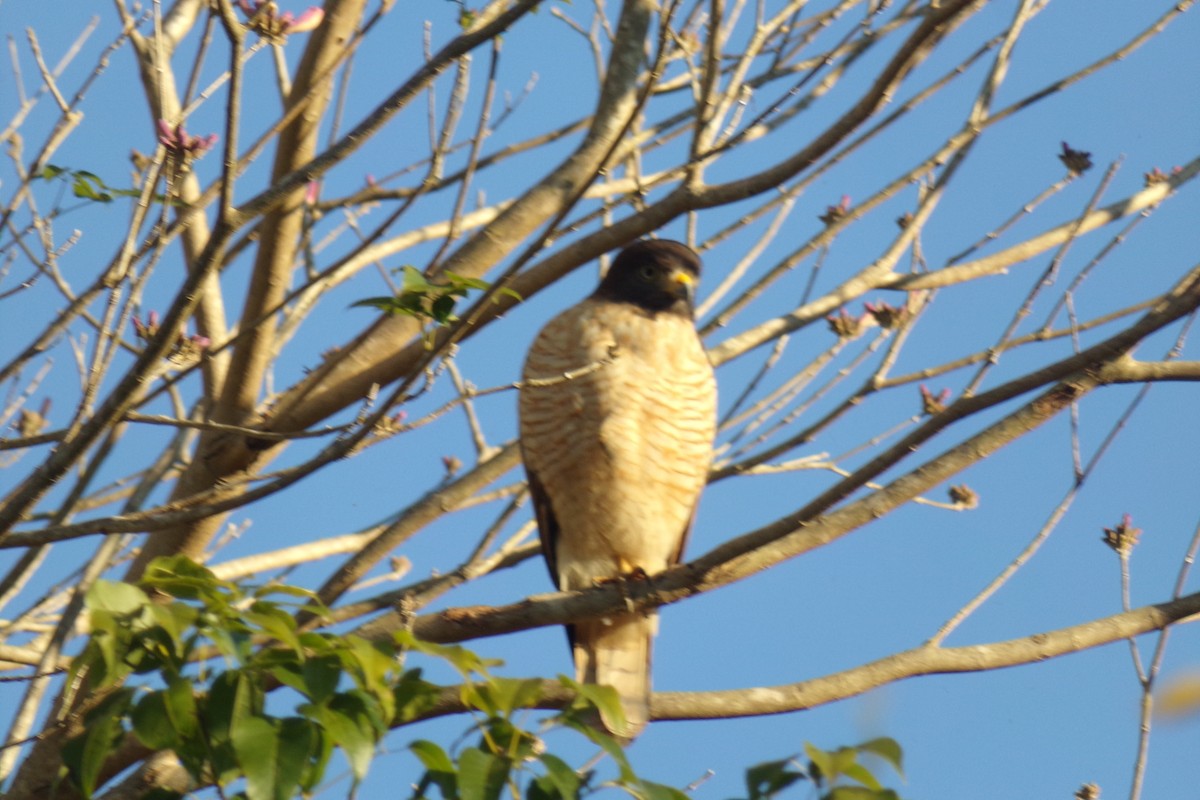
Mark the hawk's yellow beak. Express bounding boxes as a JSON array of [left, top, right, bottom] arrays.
[[670, 268, 695, 304]]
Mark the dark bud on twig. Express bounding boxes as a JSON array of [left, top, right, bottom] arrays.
[[1143, 165, 1181, 188], [919, 384, 952, 415], [825, 307, 864, 338], [133, 311, 210, 367], [948, 484, 978, 509], [130, 149, 152, 174], [166, 334, 211, 367], [864, 300, 908, 330], [132, 310, 161, 342], [372, 411, 407, 438], [1102, 513, 1141, 556], [14, 399, 51, 438], [1058, 141, 1093, 176], [818, 194, 851, 226]]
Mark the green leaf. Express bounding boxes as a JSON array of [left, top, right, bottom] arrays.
[[804, 743, 835, 786], [857, 738, 903, 778], [344, 635, 398, 700], [276, 718, 318, 797], [395, 630, 498, 676], [141, 555, 232, 603], [36, 164, 144, 202], [744, 757, 806, 800], [482, 677, 543, 718], [839, 763, 881, 792], [528, 775, 559, 800], [299, 722, 334, 793], [537, 753, 581, 800], [62, 688, 134, 798], [230, 716, 285, 800], [252, 582, 322, 603], [205, 669, 260, 742], [430, 292, 459, 324], [228, 716, 315, 800], [411, 738, 456, 773], [399, 265, 435, 293], [162, 676, 199, 736], [302, 653, 342, 703], [86, 580, 151, 617], [131, 677, 198, 750], [563, 716, 634, 781], [316, 693, 380, 780], [410, 739, 458, 799], [566, 679, 626, 740], [478, 718, 541, 762], [78, 627, 123, 687], [71, 173, 113, 202], [352, 267, 520, 323], [261, 651, 305, 697], [350, 295, 421, 315], [243, 601, 302, 653], [632, 780, 690, 800], [458, 746, 511, 800], [145, 601, 196, 656], [128, 625, 181, 675], [393, 670, 441, 723], [206, 620, 254, 661], [444, 271, 491, 291], [829, 747, 858, 778]]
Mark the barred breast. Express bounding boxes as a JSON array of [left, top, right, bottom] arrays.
[[519, 298, 716, 591]]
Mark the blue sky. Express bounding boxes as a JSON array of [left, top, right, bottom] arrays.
[[2, 0, 1200, 797]]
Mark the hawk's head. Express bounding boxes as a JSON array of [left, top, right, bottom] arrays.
[[594, 239, 702, 316]]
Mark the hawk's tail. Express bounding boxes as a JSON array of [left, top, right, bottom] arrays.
[[572, 612, 656, 740]]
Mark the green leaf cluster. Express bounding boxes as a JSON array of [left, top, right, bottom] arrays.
[[732, 738, 903, 800], [65, 556, 441, 799], [63, 557, 908, 800], [405, 676, 689, 800], [61, 558, 666, 800], [351, 266, 521, 330], [732, 738, 904, 800], [38, 164, 143, 203]]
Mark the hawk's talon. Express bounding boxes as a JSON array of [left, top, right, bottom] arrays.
[[591, 572, 641, 613]]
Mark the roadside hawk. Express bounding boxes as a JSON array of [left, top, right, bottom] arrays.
[[518, 239, 717, 739]]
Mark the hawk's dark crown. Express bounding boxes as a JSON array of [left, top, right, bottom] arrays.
[[592, 239, 702, 316]]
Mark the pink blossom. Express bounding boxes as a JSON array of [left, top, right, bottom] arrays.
[[284, 7, 324, 33], [919, 384, 952, 415], [157, 120, 218, 158], [132, 311, 161, 341], [238, 1, 324, 37]]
